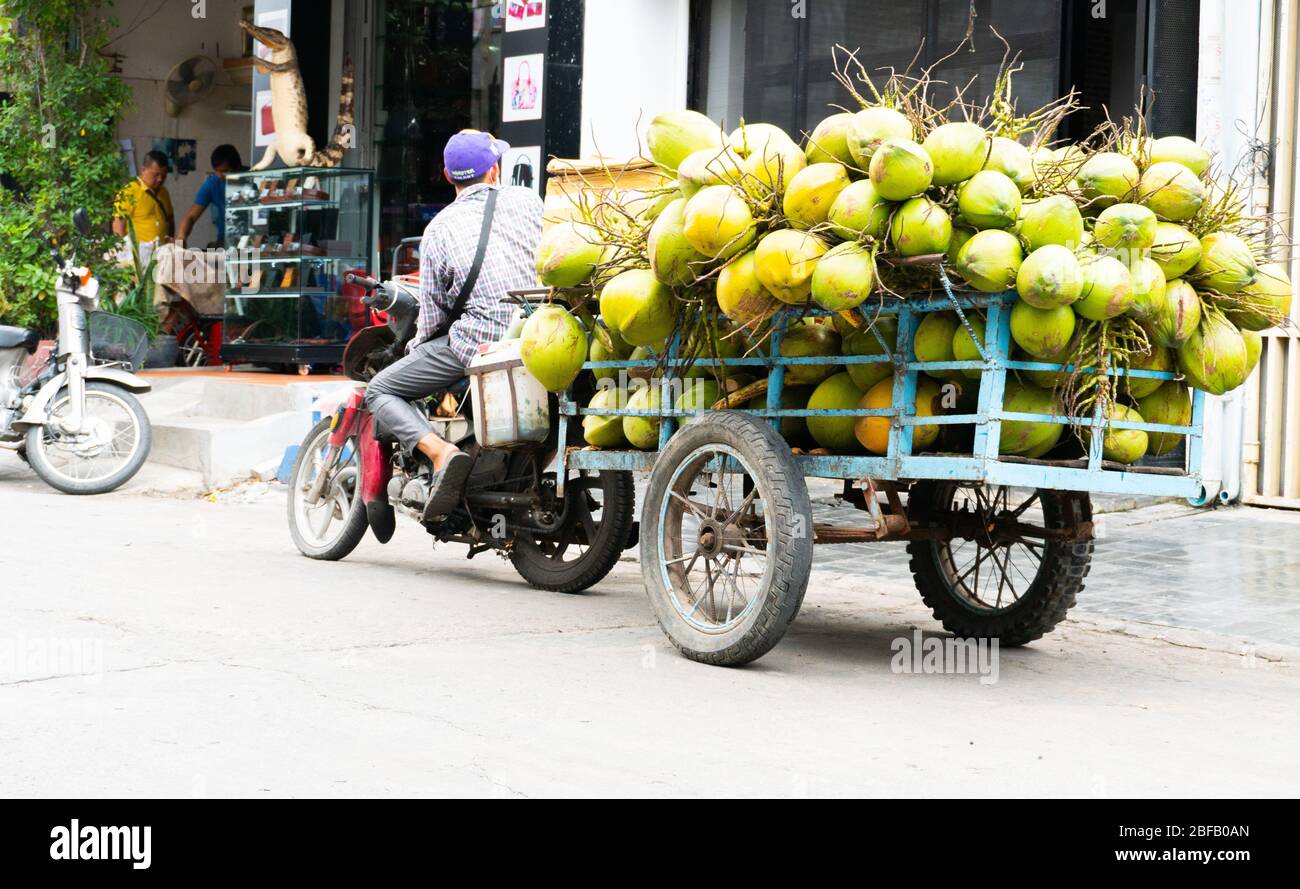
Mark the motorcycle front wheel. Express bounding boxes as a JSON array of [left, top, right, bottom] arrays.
[[24, 381, 152, 495], [287, 417, 369, 560]]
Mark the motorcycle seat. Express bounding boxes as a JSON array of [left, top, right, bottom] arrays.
[[0, 325, 39, 353]]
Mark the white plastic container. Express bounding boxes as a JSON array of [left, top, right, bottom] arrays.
[[466, 338, 550, 447]]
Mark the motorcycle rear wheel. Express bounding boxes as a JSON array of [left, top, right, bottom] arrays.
[[288, 417, 369, 560], [509, 470, 635, 594]]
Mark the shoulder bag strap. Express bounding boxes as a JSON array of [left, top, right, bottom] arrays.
[[454, 187, 499, 317]]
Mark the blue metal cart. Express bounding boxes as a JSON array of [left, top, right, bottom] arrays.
[[550, 270, 1206, 666]]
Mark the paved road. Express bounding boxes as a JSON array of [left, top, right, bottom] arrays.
[[2, 456, 1297, 797]]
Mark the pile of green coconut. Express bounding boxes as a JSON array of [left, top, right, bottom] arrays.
[[514, 48, 1292, 464]]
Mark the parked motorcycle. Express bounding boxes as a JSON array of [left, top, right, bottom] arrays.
[[0, 210, 153, 494], [286, 271, 636, 593]]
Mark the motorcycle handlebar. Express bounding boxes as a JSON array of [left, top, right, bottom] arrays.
[[345, 272, 380, 291]]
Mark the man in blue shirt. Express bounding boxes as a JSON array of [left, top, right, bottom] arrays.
[[177, 144, 243, 247]]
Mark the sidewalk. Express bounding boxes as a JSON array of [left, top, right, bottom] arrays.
[[808, 481, 1300, 651]]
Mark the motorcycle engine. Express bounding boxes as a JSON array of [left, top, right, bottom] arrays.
[[0, 351, 26, 434]]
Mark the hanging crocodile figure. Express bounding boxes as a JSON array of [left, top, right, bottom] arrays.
[[240, 19, 355, 170]]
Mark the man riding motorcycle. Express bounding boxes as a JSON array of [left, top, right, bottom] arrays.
[[363, 130, 544, 520]]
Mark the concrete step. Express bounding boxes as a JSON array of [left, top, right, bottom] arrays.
[[136, 371, 357, 488]]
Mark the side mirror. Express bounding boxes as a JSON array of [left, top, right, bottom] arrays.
[[72, 208, 92, 237]]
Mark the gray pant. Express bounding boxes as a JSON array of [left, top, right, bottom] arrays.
[[363, 335, 466, 455]]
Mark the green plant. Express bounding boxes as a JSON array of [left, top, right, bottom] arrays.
[[98, 218, 159, 340], [0, 1, 133, 332]]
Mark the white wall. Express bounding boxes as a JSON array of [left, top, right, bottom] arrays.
[[579, 0, 691, 158], [108, 0, 253, 246], [1195, 0, 1265, 503]]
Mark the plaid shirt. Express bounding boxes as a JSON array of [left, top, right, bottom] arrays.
[[411, 183, 543, 365]]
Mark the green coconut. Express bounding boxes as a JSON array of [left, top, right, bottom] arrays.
[[1149, 278, 1203, 347], [1093, 202, 1158, 251], [1089, 403, 1148, 464], [1016, 244, 1083, 308], [519, 304, 588, 392], [842, 318, 898, 391], [750, 385, 813, 443], [728, 122, 796, 158], [999, 383, 1065, 456], [1227, 261, 1293, 331], [1017, 342, 1076, 389], [1193, 231, 1258, 294], [1150, 222, 1202, 280], [783, 162, 852, 229], [622, 384, 663, 449], [950, 314, 987, 379], [1128, 256, 1168, 322], [855, 377, 945, 454], [682, 184, 756, 259], [753, 229, 828, 304], [1138, 382, 1193, 456], [1149, 136, 1211, 177], [845, 106, 914, 167], [674, 379, 724, 425], [646, 110, 725, 173], [890, 196, 952, 257], [1243, 329, 1262, 378], [716, 250, 780, 328], [1124, 344, 1174, 399], [811, 241, 875, 311], [947, 225, 975, 265], [956, 229, 1024, 293], [1137, 161, 1206, 222], [647, 198, 709, 286], [588, 323, 632, 381], [676, 146, 744, 197], [806, 372, 866, 451], [599, 268, 676, 347], [913, 311, 960, 380], [1177, 309, 1249, 395], [536, 220, 605, 287], [1010, 300, 1077, 359], [869, 139, 934, 201], [957, 170, 1022, 230], [1074, 254, 1134, 321], [1074, 151, 1140, 210], [583, 386, 629, 447], [922, 121, 989, 186], [827, 179, 892, 241], [779, 318, 841, 385], [679, 322, 743, 378], [805, 112, 857, 166], [741, 134, 807, 195], [984, 136, 1035, 193]]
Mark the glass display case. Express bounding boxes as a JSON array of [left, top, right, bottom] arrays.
[[220, 167, 374, 371]]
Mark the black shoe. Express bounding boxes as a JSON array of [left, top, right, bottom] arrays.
[[421, 452, 473, 522]]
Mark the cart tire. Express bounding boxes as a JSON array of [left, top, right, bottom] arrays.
[[641, 411, 812, 667], [906, 481, 1092, 646], [510, 470, 636, 594]]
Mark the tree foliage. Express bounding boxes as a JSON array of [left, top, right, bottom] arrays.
[[0, 1, 133, 330]]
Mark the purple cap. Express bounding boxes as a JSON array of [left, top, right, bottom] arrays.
[[444, 129, 510, 182]]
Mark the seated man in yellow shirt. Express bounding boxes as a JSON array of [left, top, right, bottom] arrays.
[[112, 151, 174, 244]]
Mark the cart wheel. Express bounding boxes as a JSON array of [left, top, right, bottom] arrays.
[[905, 482, 1093, 646], [641, 411, 813, 667]]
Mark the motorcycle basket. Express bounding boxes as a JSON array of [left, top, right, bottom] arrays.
[[88, 311, 149, 372]]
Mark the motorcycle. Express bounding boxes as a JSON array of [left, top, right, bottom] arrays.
[[285, 271, 637, 593], [0, 209, 153, 494]]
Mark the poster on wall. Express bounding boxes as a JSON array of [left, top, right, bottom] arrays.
[[254, 89, 276, 147], [505, 0, 546, 32], [254, 9, 289, 61], [502, 53, 544, 122], [503, 145, 542, 194]]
